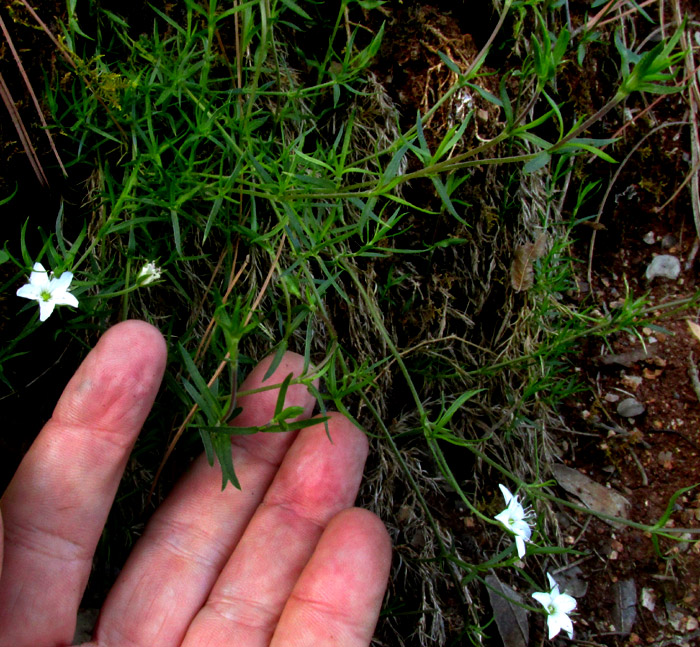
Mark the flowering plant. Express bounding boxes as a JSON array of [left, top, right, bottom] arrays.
[[16, 262, 78, 322], [136, 261, 162, 286], [494, 484, 533, 558], [532, 572, 577, 639]]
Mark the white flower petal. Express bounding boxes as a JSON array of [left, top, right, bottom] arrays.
[[494, 509, 511, 526], [555, 593, 577, 614], [17, 262, 78, 321], [547, 614, 563, 639], [38, 299, 56, 322], [511, 506, 526, 522], [50, 271, 74, 294], [534, 575, 577, 640], [53, 291, 79, 308], [555, 611, 575, 638], [511, 519, 532, 541], [16, 283, 42, 299], [498, 484, 514, 505], [29, 263, 50, 287], [532, 591, 552, 607], [137, 261, 161, 285], [495, 486, 534, 559]]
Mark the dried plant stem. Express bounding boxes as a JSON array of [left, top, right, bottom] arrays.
[[581, 0, 655, 34], [655, 158, 700, 214], [16, 0, 127, 140], [594, 0, 657, 30], [193, 244, 245, 365], [675, 0, 700, 265], [687, 352, 700, 404], [0, 14, 67, 177], [629, 446, 649, 486], [464, 0, 512, 78], [582, 0, 618, 33], [16, 0, 74, 67], [0, 70, 47, 186]]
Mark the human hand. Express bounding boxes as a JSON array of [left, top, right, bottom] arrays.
[[0, 320, 391, 646]]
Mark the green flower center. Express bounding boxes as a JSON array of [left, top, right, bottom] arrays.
[[40, 290, 52, 302]]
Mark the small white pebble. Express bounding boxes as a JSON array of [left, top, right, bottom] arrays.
[[646, 254, 681, 281]]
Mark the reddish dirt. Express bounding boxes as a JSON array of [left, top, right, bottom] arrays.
[[567, 223, 700, 645]]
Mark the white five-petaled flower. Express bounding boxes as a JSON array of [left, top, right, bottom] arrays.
[[136, 261, 162, 286], [532, 573, 577, 640], [16, 262, 79, 322], [494, 483, 533, 558]]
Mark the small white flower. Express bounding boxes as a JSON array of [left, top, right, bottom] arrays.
[[532, 573, 577, 640], [16, 262, 79, 322], [494, 483, 533, 558], [136, 261, 162, 286]]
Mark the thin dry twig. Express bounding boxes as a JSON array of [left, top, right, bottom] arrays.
[[15, 0, 75, 67], [675, 0, 700, 266], [593, 0, 657, 30], [0, 70, 47, 186], [192, 243, 245, 364], [580, 0, 655, 34], [582, 0, 620, 33], [628, 446, 649, 486], [654, 157, 700, 214], [149, 233, 287, 501], [587, 121, 687, 286], [687, 352, 700, 404], [0, 14, 67, 177]]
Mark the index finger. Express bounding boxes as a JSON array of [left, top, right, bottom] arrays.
[[0, 320, 167, 647]]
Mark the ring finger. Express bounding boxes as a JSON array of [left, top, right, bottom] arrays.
[[180, 413, 368, 647]]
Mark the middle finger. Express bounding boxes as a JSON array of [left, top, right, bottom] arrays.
[[94, 352, 316, 647]]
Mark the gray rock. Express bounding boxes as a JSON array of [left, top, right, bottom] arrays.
[[661, 233, 678, 249], [645, 254, 680, 280], [617, 397, 645, 417]]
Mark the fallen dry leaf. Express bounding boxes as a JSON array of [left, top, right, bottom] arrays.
[[621, 375, 643, 391], [552, 464, 631, 528], [687, 319, 700, 344], [612, 579, 637, 635], [510, 233, 547, 292], [485, 574, 530, 647]]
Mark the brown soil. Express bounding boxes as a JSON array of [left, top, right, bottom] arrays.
[[565, 216, 700, 646], [1, 1, 699, 646]]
